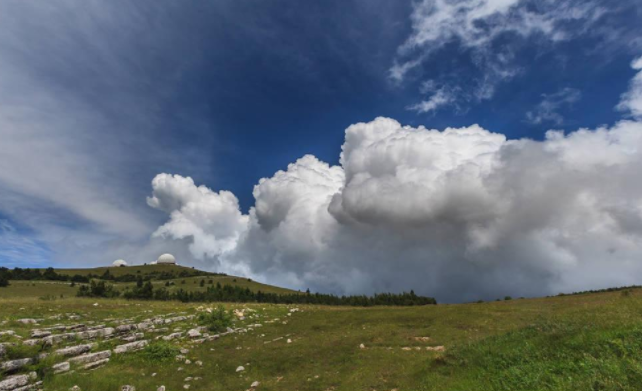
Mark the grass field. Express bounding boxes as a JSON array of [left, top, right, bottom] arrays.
[[2, 277, 642, 390]]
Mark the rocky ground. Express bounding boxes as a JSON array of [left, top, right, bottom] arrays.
[[1, 302, 301, 391]]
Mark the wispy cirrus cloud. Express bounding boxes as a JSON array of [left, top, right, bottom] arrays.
[[392, 0, 617, 113], [0, 1, 214, 267], [0, 220, 51, 268], [525, 87, 582, 125]]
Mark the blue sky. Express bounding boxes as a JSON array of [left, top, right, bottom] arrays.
[[1, 0, 642, 301]]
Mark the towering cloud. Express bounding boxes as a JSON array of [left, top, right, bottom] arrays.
[[147, 174, 249, 272], [150, 61, 642, 302]]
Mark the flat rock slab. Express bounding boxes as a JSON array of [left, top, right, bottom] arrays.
[[1, 358, 34, 373], [114, 340, 148, 354], [121, 333, 144, 342], [30, 330, 51, 339], [69, 350, 112, 365], [52, 361, 70, 374], [13, 380, 42, 391], [0, 372, 36, 391], [55, 344, 95, 357], [84, 358, 109, 370]]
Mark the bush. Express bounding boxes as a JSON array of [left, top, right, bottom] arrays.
[[76, 280, 120, 298], [140, 342, 180, 362], [0, 275, 9, 287], [198, 306, 233, 333]]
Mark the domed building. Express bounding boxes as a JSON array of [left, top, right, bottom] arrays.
[[156, 253, 176, 265], [112, 259, 128, 267]]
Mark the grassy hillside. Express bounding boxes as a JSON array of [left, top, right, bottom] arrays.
[[1, 279, 642, 390], [29, 264, 300, 295], [46, 264, 215, 278]]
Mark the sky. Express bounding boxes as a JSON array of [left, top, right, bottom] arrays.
[[1, 0, 642, 302]]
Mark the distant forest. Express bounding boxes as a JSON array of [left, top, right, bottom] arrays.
[[0, 267, 437, 306], [0, 266, 217, 284], [78, 278, 437, 306]]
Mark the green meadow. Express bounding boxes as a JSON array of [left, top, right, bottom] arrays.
[[1, 268, 642, 390]]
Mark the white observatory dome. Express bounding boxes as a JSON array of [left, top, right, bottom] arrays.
[[156, 253, 176, 264], [112, 259, 128, 267]]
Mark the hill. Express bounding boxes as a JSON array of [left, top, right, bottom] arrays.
[[25, 264, 301, 295]]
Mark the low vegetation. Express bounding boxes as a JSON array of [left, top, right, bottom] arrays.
[[140, 341, 181, 362], [197, 305, 233, 332]]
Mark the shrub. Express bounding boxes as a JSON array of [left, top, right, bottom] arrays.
[[76, 280, 120, 298], [140, 342, 180, 362], [198, 306, 233, 333]]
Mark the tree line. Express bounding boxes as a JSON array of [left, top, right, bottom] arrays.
[[78, 276, 437, 306], [0, 267, 90, 285], [0, 266, 224, 286]]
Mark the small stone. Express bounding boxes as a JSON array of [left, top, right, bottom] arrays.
[[195, 360, 203, 367], [177, 367, 184, 371], [359, 344, 365, 349], [151, 373, 157, 377], [251, 380, 260, 388], [287, 339, 292, 344], [184, 377, 193, 382], [121, 386, 136, 391], [183, 385, 190, 390], [236, 365, 245, 372], [157, 387, 165, 391], [70, 386, 81, 391]]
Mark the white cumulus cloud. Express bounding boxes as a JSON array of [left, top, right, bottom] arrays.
[[617, 56, 642, 119], [150, 101, 642, 302], [147, 174, 249, 266]]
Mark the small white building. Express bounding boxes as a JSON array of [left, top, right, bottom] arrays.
[[156, 253, 176, 265], [112, 259, 128, 267]]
